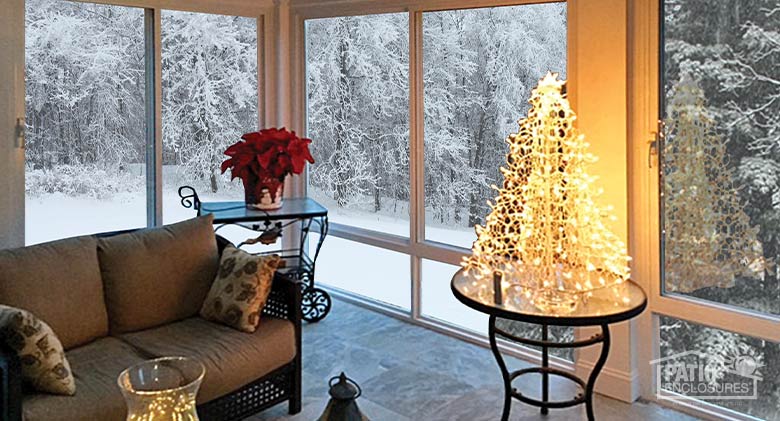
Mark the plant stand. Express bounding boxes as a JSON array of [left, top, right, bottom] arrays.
[[179, 186, 331, 322]]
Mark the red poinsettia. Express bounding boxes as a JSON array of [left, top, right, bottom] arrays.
[[221, 128, 315, 194]]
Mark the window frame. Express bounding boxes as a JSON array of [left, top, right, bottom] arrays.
[[293, 0, 577, 371], [629, 0, 780, 419]]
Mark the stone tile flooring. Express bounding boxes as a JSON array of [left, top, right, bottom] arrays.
[[248, 298, 699, 421]]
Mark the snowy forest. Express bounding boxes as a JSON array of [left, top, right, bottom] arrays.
[[21, 0, 780, 416], [306, 5, 567, 242], [25, 0, 256, 243]]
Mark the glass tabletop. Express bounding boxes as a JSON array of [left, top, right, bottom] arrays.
[[198, 198, 328, 222], [451, 268, 647, 326]]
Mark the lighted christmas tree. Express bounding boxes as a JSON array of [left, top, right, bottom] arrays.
[[663, 74, 763, 293], [461, 72, 631, 313]]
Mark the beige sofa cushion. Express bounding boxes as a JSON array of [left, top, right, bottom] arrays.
[[119, 316, 296, 403], [23, 337, 148, 421], [98, 215, 219, 334], [0, 305, 75, 395], [200, 246, 281, 333], [0, 235, 108, 350]]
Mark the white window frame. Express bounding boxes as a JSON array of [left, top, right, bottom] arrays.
[[629, 1, 780, 419]]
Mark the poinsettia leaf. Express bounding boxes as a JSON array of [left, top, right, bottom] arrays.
[[220, 158, 233, 174]]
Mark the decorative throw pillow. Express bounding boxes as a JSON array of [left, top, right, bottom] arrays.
[[0, 305, 76, 395], [200, 246, 281, 333]]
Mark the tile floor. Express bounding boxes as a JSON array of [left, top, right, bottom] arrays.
[[249, 298, 699, 421]]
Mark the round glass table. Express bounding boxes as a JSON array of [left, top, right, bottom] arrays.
[[451, 268, 647, 421]]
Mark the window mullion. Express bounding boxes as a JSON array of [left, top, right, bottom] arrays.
[[144, 8, 162, 227], [409, 10, 424, 319]]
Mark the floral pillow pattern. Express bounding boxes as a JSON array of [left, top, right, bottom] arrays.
[[0, 305, 76, 395], [200, 246, 281, 333]]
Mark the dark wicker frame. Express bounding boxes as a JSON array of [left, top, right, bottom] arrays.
[[0, 233, 302, 421]]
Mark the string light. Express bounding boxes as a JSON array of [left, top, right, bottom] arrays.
[[461, 72, 631, 314], [126, 391, 198, 421]]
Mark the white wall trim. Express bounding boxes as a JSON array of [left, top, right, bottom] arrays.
[[576, 358, 641, 403]]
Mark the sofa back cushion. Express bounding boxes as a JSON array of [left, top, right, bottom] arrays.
[[98, 215, 218, 334], [0, 236, 108, 350]]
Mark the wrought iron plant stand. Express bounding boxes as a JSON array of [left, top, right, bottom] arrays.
[[179, 186, 332, 322]]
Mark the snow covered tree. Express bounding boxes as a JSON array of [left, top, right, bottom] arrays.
[[25, 0, 145, 170], [422, 5, 566, 226], [162, 12, 258, 193], [306, 14, 409, 208]]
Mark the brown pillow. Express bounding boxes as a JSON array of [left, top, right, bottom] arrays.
[[200, 246, 280, 333], [0, 305, 75, 395], [98, 215, 219, 334]]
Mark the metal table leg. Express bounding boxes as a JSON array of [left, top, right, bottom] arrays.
[[541, 323, 549, 415], [489, 315, 512, 421], [487, 320, 611, 421], [585, 324, 610, 421]]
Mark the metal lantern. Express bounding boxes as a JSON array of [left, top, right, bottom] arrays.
[[318, 372, 369, 421]]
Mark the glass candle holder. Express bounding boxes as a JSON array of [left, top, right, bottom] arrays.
[[118, 356, 205, 421]]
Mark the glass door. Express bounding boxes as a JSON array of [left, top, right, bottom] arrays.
[[652, 1, 780, 418]]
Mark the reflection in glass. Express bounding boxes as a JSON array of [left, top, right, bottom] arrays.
[[659, 316, 778, 418], [661, 1, 778, 314], [660, 1, 780, 417]]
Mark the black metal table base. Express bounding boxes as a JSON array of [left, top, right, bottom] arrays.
[[489, 315, 610, 421]]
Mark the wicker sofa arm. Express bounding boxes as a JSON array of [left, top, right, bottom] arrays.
[[0, 342, 22, 421], [262, 272, 302, 326]]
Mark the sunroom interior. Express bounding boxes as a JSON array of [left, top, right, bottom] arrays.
[[0, 0, 778, 420]]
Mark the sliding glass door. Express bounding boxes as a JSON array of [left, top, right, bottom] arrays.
[[652, 1, 780, 418]]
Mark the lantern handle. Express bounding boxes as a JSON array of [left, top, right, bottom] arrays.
[[328, 373, 362, 399]]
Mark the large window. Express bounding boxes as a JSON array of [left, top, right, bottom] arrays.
[[25, 0, 146, 244], [305, 3, 570, 359], [420, 3, 571, 360], [24, 1, 262, 244], [161, 11, 258, 224], [656, 0, 780, 417], [422, 4, 567, 249], [306, 13, 410, 238], [305, 13, 410, 309]]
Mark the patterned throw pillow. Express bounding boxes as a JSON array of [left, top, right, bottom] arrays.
[[0, 305, 76, 395], [200, 246, 281, 333]]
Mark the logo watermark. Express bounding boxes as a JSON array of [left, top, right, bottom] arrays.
[[651, 350, 762, 401]]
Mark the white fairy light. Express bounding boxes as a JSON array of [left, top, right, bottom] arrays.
[[461, 72, 632, 314]]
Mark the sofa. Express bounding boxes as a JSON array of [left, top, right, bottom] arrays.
[[0, 216, 302, 421]]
